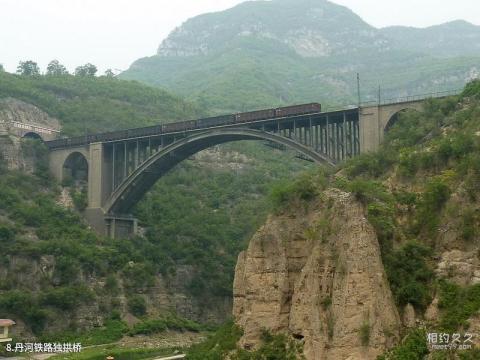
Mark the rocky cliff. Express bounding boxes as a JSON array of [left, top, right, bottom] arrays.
[[233, 188, 401, 360], [0, 98, 60, 171]]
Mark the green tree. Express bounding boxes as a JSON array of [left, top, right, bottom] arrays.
[[74, 63, 97, 77], [0, 64, 4, 72], [104, 69, 115, 78], [46, 59, 68, 76], [17, 60, 40, 76]]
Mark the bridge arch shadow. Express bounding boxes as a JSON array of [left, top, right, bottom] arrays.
[[63, 151, 88, 184], [104, 128, 335, 215], [22, 132, 44, 141], [384, 107, 422, 133]]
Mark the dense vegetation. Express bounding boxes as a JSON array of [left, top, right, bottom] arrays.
[[0, 71, 201, 135], [0, 70, 313, 341], [0, 146, 207, 337]]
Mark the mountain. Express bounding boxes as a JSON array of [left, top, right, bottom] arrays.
[[382, 20, 480, 58], [121, 0, 480, 113]]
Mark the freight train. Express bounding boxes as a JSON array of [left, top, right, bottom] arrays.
[[47, 103, 321, 149]]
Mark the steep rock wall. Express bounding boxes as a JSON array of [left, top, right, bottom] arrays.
[[233, 189, 401, 360]]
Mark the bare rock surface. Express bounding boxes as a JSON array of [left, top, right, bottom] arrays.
[[0, 98, 60, 129], [436, 250, 480, 286], [233, 189, 401, 360]]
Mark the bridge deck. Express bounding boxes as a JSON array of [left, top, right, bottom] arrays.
[[45, 107, 358, 150]]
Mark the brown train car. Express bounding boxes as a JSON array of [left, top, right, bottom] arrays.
[[275, 103, 321, 117], [162, 119, 195, 133], [197, 114, 235, 128], [235, 109, 275, 123]]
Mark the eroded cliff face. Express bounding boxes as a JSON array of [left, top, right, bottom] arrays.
[[0, 98, 60, 170], [233, 189, 401, 360]]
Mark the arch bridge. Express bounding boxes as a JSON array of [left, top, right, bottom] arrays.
[[45, 94, 448, 238]]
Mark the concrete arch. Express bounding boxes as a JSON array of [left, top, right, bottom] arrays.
[[104, 128, 335, 215], [63, 151, 89, 183], [381, 102, 424, 133], [48, 146, 90, 183]]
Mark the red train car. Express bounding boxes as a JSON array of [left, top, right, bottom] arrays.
[[162, 119, 196, 133], [275, 103, 321, 117], [235, 109, 275, 123]]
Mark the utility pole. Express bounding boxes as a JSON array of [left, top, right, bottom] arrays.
[[356, 73, 361, 107], [378, 85, 381, 105], [84, 118, 88, 143]]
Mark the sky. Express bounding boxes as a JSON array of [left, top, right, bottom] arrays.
[[0, 0, 479, 74]]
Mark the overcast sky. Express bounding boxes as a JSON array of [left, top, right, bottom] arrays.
[[1, 0, 479, 74]]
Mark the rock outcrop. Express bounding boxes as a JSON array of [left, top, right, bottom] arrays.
[[0, 98, 60, 170], [233, 189, 401, 360]]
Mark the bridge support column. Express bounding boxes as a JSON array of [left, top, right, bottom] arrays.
[[105, 215, 138, 239], [359, 106, 381, 153], [86, 142, 109, 235]]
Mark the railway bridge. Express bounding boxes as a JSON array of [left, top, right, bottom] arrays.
[[44, 94, 449, 238]]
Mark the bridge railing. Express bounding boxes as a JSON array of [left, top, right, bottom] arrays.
[[321, 89, 462, 112], [361, 89, 462, 107]]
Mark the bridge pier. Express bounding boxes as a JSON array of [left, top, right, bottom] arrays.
[[84, 209, 138, 238], [105, 215, 138, 239]]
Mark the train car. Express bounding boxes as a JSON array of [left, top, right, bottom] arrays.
[[275, 103, 321, 118], [183, 119, 197, 131], [162, 121, 188, 133], [197, 114, 235, 128], [235, 109, 275, 123]]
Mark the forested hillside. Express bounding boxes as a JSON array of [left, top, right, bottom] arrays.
[[0, 71, 201, 135], [0, 71, 312, 340]]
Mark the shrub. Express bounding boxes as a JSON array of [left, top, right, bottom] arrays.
[[359, 321, 370, 346], [462, 79, 480, 98], [104, 275, 120, 295], [384, 241, 433, 310], [53, 256, 80, 285], [71, 187, 88, 211], [127, 295, 146, 317], [128, 314, 201, 336], [269, 170, 326, 210], [344, 150, 396, 179], [414, 177, 450, 234], [460, 209, 476, 241], [122, 263, 155, 291], [0, 224, 15, 244], [438, 280, 480, 332], [377, 328, 428, 360], [187, 321, 243, 360], [129, 319, 167, 335], [234, 330, 303, 360], [337, 178, 392, 205], [0, 290, 48, 334], [40, 286, 94, 311], [367, 202, 395, 252]]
